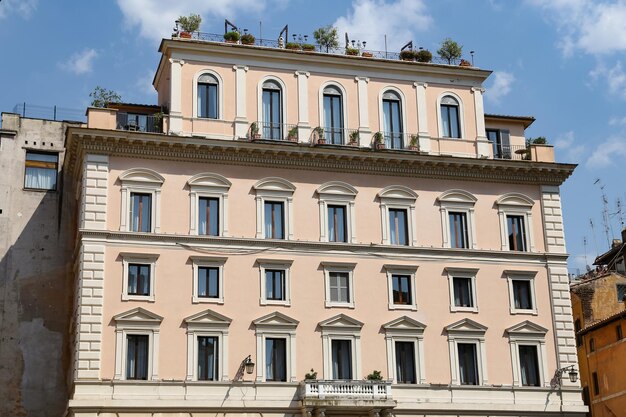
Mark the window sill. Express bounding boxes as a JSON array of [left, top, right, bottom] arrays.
[[122, 294, 155, 302], [192, 297, 224, 305], [388, 303, 417, 311], [260, 299, 291, 307], [22, 187, 56, 192], [325, 302, 355, 309], [450, 306, 478, 313], [510, 309, 538, 315]]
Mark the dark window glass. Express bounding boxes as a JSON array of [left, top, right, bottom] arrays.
[[331, 339, 352, 379], [389, 208, 409, 245], [329, 272, 350, 303], [198, 267, 219, 298], [519, 345, 540, 386], [457, 343, 478, 385], [131, 192, 152, 232], [592, 372, 599, 395], [449, 211, 469, 248], [513, 280, 533, 310], [198, 197, 219, 236], [265, 338, 287, 381], [265, 269, 285, 301], [507, 215, 527, 251], [589, 338, 595, 352], [128, 264, 150, 296], [126, 335, 149, 380], [264, 201, 284, 239], [262, 83, 282, 139], [392, 274, 412, 305], [324, 88, 344, 144], [453, 277, 473, 308], [328, 205, 347, 242], [617, 284, 626, 302], [198, 75, 218, 119], [24, 151, 58, 190], [395, 341, 416, 383], [487, 129, 511, 159], [382, 94, 403, 149], [198, 336, 218, 381], [617, 324, 623, 341], [575, 319, 582, 347], [441, 97, 460, 138]]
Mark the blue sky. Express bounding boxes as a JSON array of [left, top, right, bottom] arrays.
[[2, 0, 625, 272]]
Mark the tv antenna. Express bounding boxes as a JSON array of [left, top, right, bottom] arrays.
[[594, 178, 612, 247]]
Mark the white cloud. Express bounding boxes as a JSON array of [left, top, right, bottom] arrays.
[[333, 0, 432, 51], [609, 116, 626, 125], [0, 0, 38, 19], [116, 0, 275, 43], [554, 131, 586, 163], [586, 135, 626, 167], [59, 49, 98, 75], [590, 61, 626, 99], [485, 71, 515, 104]]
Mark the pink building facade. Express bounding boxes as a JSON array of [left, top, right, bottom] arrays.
[[65, 36, 585, 416]]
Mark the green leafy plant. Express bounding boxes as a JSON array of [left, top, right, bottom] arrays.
[[89, 86, 121, 108], [373, 131, 384, 144], [302, 43, 316, 51], [224, 31, 240, 42], [313, 126, 324, 136], [400, 50, 415, 61], [345, 47, 359, 56], [410, 134, 419, 148], [313, 25, 339, 52], [250, 122, 259, 136], [437, 38, 463, 64], [530, 136, 547, 144], [305, 368, 318, 380], [178, 14, 202, 33], [285, 42, 300, 50], [240, 33, 255, 45], [349, 130, 360, 143], [288, 126, 298, 140], [415, 49, 432, 63], [366, 370, 383, 381]]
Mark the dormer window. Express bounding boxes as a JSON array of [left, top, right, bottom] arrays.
[[198, 73, 219, 119]]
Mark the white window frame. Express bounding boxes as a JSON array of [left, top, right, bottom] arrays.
[[319, 314, 363, 380], [322, 262, 356, 308], [505, 270, 538, 315], [192, 69, 224, 120], [120, 252, 159, 302], [378, 86, 409, 143], [257, 76, 288, 130], [383, 316, 426, 384], [253, 177, 296, 240], [445, 318, 488, 386], [436, 91, 465, 139], [446, 267, 479, 313], [119, 168, 165, 233], [506, 321, 549, 387], [187, 173, 231, 236], [190, 256, 227, 304], [384, 264, 418, 311], [184, 309, 231, 382], [113, 307, 163, 381], [497, 193, 536, 252], [378, 185, 418, 246], [253, 311, 299, 382], [318, 81, 349, 142], [317, 181, 358, 243], [437, 189, 477, 249], [257, 259, 293, 306]]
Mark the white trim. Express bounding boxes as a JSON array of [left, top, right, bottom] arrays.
[[383, 316, 426, 384], [445, 318, 488, 386], [378, 185, 418, 246], [253, 177, 296, 240], [120, 253, 159, 302], [187, 173, 232, 236], [192, 68, 224, 120], [446, 267, 479, 313], [384, 264, 418, 311], [378, 86, 408, 144], [257, 75, 288, 128], [436, 91, 466, 139], [184, 309, 231, 382], [319, 314, 363, 380], [497, 193, 536, 252], [322, 262, 356, 309], [505, 270, 538, 315], [253, 312, 299, 382], [258, 259, 293, 306], [119, 168, 164, 233], [190, 256, 227, 304], [437, 189, 477, 249], [506, 321, 549, 387], [318, 81, 348, 141], [317, 181, 358, 243]]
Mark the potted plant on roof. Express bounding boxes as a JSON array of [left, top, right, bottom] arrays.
[[250, 122, 261, 140], [366, 370, 383, 381], [288, 126, 298, 142], [305, 368, 318, 380], [362, 51, 373, 58], [459, 58, 472, 67], [400, 50, 415, 61], [345, 46, 359, 56], [415, 49, 432, 63], [437, 38, 462, 65], [240, 33, 255, 45], [224, 31, 240, 43], [373, 131, 385, 150], [348, 130, 360, 146], [313, 25, 339, 53], [178, 14, 201, 38], [302, 43, 316, 52], [409, 134, 419, 151], [314, 126, 325, 144], [285, 42, 300, 50]]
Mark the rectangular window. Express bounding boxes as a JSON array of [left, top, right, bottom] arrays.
[[265, 337, 287, 382], [395, 341, 416, 383], [457, 343, 478, 385], [262, 88, 282, 139], [589, 338, 595, 352], [507, 215, 527, 251], [328, 205, 347, 242], [617, 284, 626, 302], [24, 151, 58, 190], [512, 280, 533, 310], [198, 83, 218, 119], [592, 372, 599, 395], [329, 272, 350, 303], [453, 277, 473, 308], [198, 267, 219, 299], [575, 319, 582, 347], [126, 335, 149, 380], [264, 201, 285, 239], [617, 324, 623, 341], [198, 197, 219, 236], [392, 274, 412, 305], [389, 208, 409, 245], [331, 339, 352, 379], [131, 192, 152, 232], [519, 345, 540, 386], [197, 336, 219, 381], [128, 264, 150, 296], [449, 212, 469, 248], [265, 269, 285, 301]]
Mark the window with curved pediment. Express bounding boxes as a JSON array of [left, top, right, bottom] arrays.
[[119, 168, 165, 233], [317, 181, 358, 243], [496, 193, 535, 252], [437, 189, 477, 249], [378, 185, 418, 246], [253, 177, 296, 240], [187, 173, 232, 236]]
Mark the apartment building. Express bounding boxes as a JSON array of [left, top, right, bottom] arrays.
[[65, 31, 586, 416]]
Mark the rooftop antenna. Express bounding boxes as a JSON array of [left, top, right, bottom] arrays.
[[589, 218, 599, 255], [616, 198, 624, 229], [225, 19, 238, 34], [594, 178, 612, 246], [583, 236, 588, 267]]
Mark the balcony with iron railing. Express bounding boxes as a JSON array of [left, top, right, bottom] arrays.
[[248, 121, 299, 142], [116, 112, 163, 134]]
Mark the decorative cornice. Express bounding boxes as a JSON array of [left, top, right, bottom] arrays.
[[64, 128, 576, 187]]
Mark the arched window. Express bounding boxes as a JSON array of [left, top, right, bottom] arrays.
[[323, 85, 344, 144], [441, 95, 461, 138], [382, 90, 403, 149], [262, 80, 283, 140], [197, 73, 219, 119]]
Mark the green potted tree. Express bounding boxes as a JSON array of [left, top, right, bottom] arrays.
[[400, 50, 415, 61], [437, 38, 462, 64], [224, 31, 240, 43], [250, 122, 261, 140], [314, 126, 325, 144], [178, 14, 201, 38], [304, 369, 318, 380], [285, 42, 300, 50], [240, 33, 255, 45], [288, 126, 298, 142], [415, 49, 432, 63], [349, 130, 360, 146], [313, 25, 339, 52], [345, 47, 359, 56], [302, 43, 316, 51], [409, 134, 419, 151], [366, 370, 383, 381], [373, 131, 385, 150]]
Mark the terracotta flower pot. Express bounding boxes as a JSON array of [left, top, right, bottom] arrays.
[[180, 32, 192, 39]]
